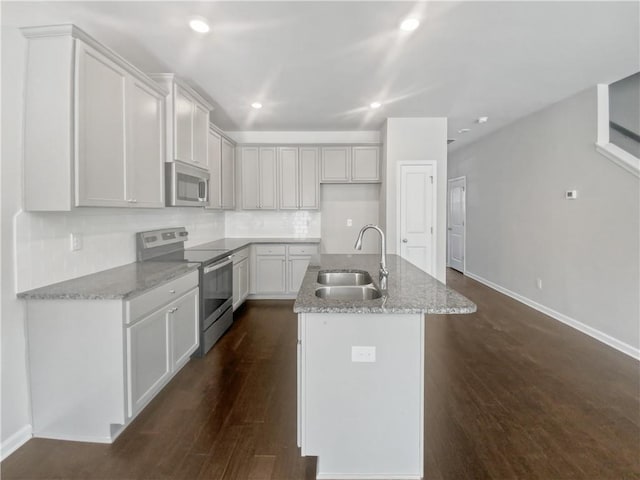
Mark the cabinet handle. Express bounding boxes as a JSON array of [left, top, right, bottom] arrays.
[[169, 289, 176, 294], [168, 307, 178, 314]]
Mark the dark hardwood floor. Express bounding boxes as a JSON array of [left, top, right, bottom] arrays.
[[3, 270, 639, 479]]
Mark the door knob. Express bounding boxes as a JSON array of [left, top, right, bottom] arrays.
[[447, 227, 452, 231], [402, 238, 408, 243]]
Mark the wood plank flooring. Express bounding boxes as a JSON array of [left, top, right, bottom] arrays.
[[3, 270, 639, 479]]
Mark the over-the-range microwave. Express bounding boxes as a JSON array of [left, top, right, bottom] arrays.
[[166, 161, 209, 207]]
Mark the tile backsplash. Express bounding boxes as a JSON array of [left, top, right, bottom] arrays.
[[15, 208, 225, 292], [226, 210, 321, 238]]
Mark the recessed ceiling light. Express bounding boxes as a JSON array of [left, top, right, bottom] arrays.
[[400, 18, 420, 32], [458, 128, 471, 134], [476, 116, 489, 124], [189, 18, 210, 34], [251, 102, 263, 109], [370, 102, 382, 109]]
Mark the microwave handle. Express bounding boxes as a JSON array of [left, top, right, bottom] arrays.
[[198, 178, 209, 203]]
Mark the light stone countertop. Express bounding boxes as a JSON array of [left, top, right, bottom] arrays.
[[189, 237, 321, 252], [293, 254, 477, 314], [18, 261, 200, 300]]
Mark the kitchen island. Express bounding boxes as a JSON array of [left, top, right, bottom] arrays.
[[294, 254, 476, 480]]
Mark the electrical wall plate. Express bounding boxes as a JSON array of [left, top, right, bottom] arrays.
[[565, 190, 578, 199]]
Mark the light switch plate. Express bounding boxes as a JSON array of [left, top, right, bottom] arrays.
[[352, 346, 376, 363]]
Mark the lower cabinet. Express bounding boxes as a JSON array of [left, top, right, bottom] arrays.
[[232, 248, 250, 310], [252, 244, 318, 296], [26, 270, 199, 443]]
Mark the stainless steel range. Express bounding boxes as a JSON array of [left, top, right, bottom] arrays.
[[136, 227, 233, 357]]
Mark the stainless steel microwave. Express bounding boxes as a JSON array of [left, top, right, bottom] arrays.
[[166, 162, 209, 207]]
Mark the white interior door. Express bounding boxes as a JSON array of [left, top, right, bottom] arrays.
[[447, 177, 466, 272], [399, 164, 435, 275]]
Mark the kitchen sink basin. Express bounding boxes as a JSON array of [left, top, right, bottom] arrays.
[[314, 285, 382, 301], [316, 270, 373, 286]]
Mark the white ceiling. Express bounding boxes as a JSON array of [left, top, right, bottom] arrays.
[[3, 1, 639, 150]]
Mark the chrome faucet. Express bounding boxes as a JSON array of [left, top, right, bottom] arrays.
[[354, 224, 389, 290]]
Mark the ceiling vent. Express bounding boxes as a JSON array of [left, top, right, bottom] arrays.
[[447, 139, 455, 144]]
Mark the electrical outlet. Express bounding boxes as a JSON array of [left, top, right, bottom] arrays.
[[70, 233, 83, 252], [346, 218, 353, 227], [536, 278, 542, 290], [352, 346, 376, 363]]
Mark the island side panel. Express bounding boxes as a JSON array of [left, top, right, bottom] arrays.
[[27, 300, 126, 442], [301, 312, 424, 479]]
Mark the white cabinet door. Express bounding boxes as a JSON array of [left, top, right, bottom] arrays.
[[169, 288, 199, 370], [174, 85, 193, 164], [192, 104, 209, 168], [279, 147, 299, 209], [75, 42, 128, 207], [241, 147, 260, 209], [221, 139, 235, 209], [127, 78, 164, 208], [351, 146, 380, 182], [299, 147, 319, 209], [288, 256, 312, 293], [259, 147, 277, 209], [255, 256, 287, 293], [320, 147, 350, 183], [127, 308, 170, 417], [239, 258, 250, 303], [207, 129, 222, 209]]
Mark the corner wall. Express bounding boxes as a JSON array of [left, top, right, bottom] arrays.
[[382, 118, 448, 282], [448, 86, 640, 356]]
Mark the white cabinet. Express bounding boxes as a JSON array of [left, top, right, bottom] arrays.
[[320, 147, 351, 183], [320, 146, 380, 183], [221, 138, 236, 209], [207, 128, 222, 209], [232, 248, 250, 310], [252, 244, 318, 296], [127, 308, 170, 417], [351, 146, 380, 182], [150, 74, 213, 169], [22, 25, 166, 211], [26, 270, 199, 443], [278, 147, 319, 210], [240, 147, 277, 209]]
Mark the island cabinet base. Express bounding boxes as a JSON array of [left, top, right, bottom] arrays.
[[297, 312, 424, 480]]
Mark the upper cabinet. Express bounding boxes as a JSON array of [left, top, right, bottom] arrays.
[[22, 25, 166, 211], [149, 74, 213, 169], [320, 146, 380, 183], [278, 147, 319, 210], [240, 147, 277, 210], [206, 126, 236, 210]]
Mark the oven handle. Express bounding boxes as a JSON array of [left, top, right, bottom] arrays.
[[204, 256, 233, 274]]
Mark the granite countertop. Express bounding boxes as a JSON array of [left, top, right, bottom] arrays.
[[18, 262, 200, 300], [293, 254, 477, 314], [190, 237, 321, 252]]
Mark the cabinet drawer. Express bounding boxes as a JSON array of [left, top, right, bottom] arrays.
[[255, 245, 286, 256], [126, 270, 199, 323], [233, 247, 250, 263], [288, 245, 319, 256]]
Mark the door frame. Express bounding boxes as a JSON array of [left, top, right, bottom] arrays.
[[396, 161, 438, 275], [447, 176, 466, 273]]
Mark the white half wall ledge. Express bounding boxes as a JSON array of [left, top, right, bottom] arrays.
[[465, 271, 640, 361], [1, 425, 32, 461]]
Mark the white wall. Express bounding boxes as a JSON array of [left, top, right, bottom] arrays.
[[382, 118, 448, 282], [226, 131, 380, 145], [448, 86, 640, 356], [320, 184, 381, 254], [0, 26, 226, 458]]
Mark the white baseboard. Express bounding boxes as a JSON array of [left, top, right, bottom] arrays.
[[317, 474, 420, 480], [465, 271, 640, 361], [1, 424, 32, 461]]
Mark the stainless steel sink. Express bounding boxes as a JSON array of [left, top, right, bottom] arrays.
[[316, 270, 373, 286], [315, 285, 382, 300]]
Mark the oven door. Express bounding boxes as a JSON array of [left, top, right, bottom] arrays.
[[202, 256, 233, 330], [166, 162, 209, 207]]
